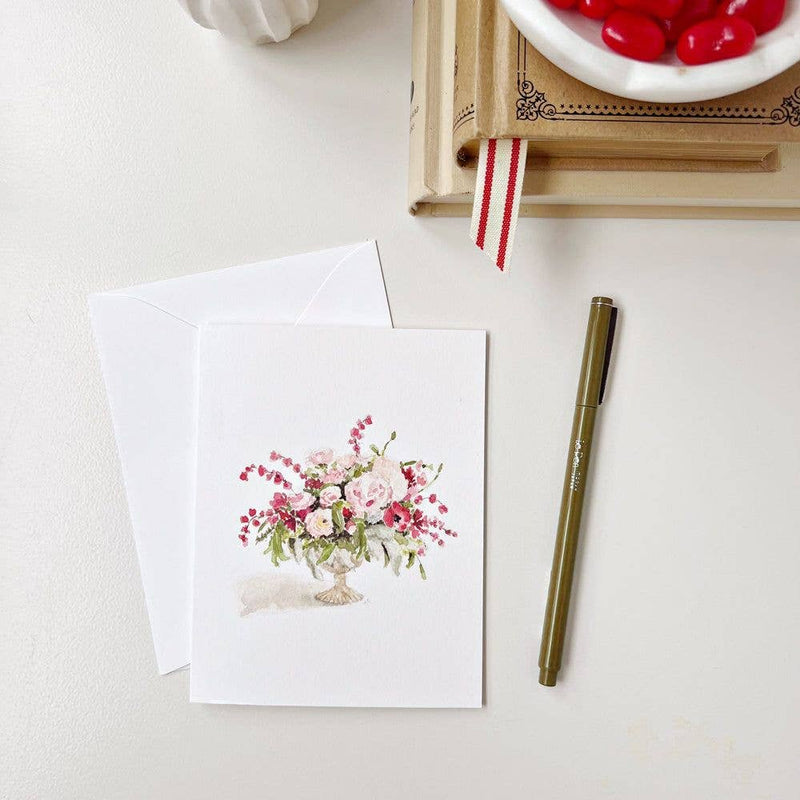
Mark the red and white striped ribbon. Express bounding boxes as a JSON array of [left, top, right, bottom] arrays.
[[470, 138, 527, 272]]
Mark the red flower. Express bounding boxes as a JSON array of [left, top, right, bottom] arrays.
[[438, 504, 448, 514], [248, 508, 256, 517], [240, 515, 249, 523], [239, 472, 248, 481], [270, 492, 288, 509], [429, 494, 437, 503], [239, 534, 248, 546], [364, 415, 372, 425], [383, 501, 411, 531], [270, 451, 278, 461], [258, 465, 266, 476]]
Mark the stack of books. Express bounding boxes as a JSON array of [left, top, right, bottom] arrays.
[[409, 0, 800, 218]]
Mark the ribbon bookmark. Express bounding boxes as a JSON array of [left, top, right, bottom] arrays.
[[470, 138, 528, 272]]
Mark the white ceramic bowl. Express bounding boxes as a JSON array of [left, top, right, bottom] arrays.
[[501, 0, 800, 102]]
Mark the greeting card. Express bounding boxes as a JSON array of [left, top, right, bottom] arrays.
[[190, 326, 486, 707]]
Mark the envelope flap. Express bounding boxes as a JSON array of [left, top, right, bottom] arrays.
[[297, 241, 392, 328], [106, 243, 363, 326]]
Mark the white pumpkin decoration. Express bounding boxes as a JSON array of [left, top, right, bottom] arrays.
[[178, 0, 318, 44]]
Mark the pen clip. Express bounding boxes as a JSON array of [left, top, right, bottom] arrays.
[[597, 306, 618, 406]]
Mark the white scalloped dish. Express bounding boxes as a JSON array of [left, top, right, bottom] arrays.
[[501, 0, 800, 102]]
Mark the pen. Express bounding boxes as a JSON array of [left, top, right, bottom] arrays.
[[539, 296, 618, 687]]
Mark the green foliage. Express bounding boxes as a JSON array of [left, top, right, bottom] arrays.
[[354, 519, 368, 561], [317, 541, 336, 565], [331, 501, 345, 532], [268, 527, 289, 567], [259, 520, 431, 579], [379, 431, 397, 456]]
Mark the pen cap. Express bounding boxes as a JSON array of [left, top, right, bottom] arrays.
[[576, 297, 617, 408]]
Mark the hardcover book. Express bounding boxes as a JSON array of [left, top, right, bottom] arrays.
[[408, 0, 800, 217]]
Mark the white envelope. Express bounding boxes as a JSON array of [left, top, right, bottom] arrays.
[[89, 242, 392, 674]]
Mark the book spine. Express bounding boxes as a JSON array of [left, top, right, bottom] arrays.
[[409, 0, 447, 213], [452, 0, 483, 166], [408, 0, 430, 212]]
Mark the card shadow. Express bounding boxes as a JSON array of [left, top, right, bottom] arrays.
[[238, 573, 323, 615]]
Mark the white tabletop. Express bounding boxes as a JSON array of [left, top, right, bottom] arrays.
[[3, 2, 799, 798]]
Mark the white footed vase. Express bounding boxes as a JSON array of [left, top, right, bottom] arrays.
[[178, 0, 318, 44]]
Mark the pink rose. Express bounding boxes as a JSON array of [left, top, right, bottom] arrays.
[[288, 492, 315, 511], [345, 473, 392, 522], [370, 456, 408, 502], [308, 448, 334, 465], [305, 508, 333, 538], [318, 485, 342, 508], [321, 467, 347, 484], [336, 453, 358, 470]]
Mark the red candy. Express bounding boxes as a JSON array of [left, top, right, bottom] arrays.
[[615, 0, 684, 19], [661, 0, 717, 42], [550, 0, 781, 65], [717, 0, 786, 35], [603, 10, 666, 61], [676, 17, 757, 64], [579, 0, 617, 19]]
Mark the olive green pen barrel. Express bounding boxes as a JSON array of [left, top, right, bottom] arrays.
[[538, 406, 596, 687], [538, 296, 616, 688]]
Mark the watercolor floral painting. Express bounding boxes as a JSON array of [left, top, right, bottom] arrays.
[[235, 415, 457, 604]]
